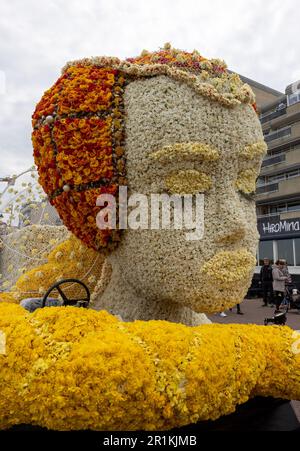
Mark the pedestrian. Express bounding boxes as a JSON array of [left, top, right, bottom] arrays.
[[260, 258, 274, 307], [281, 259, 292, 284], [229, 304, 244, 315], [219, 311, 227, 317], [280, 259, 292, 307], [272, 260, 289, 313], [236, 304, 244, 315]]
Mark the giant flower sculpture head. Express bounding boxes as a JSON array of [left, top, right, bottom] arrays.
[[32, 44, 267, 320]]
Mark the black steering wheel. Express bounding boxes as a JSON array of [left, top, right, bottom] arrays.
[[41, 278, 90, 308]]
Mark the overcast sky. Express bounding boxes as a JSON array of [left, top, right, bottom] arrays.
[[0, 0, 300, 177]]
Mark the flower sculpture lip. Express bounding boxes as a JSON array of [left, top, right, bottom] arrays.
[[200, 249, 256, 288]]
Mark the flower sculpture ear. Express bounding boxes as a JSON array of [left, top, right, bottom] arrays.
[[32, 66, 127, 252]]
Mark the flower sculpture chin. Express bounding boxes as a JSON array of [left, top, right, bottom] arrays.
[[0, 303, 300, 431]]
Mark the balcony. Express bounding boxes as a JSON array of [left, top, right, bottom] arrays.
[[256, 183, 279, 195], [260, 107, 287, 124], [261, 153, 286, 168], [256, 176, 300, 201], [260, 148, 300, 179], [257, 211, 300, 220], [256, 212, 280, 219], [264, 127, 291, 143], [261, 108, 300, 133], [280, 211, 300, 220]]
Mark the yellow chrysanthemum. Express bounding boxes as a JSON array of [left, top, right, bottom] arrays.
[[0, 304, 299, 431]]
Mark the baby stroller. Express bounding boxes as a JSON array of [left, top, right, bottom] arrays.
[[282, 284, 300, 313], [264, 285, 300, 326], [264, 308, 288, 326]]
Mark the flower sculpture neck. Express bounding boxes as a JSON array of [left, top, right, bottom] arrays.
[[96, 260, 211, 325]]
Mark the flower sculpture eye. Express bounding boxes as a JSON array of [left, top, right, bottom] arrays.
[[240, 141, 268, 160]]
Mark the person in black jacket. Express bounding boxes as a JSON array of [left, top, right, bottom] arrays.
[[260, 258, 274, 307]]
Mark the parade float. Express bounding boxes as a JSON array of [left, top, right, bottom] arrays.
[[0, 44, 300, 431]]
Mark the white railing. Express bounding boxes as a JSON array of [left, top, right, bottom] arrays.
[[256, 213, 281, 219]]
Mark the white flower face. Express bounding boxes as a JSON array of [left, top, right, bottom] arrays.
[[109, 76, 265, 313]]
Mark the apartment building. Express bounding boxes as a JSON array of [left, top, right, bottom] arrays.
[[241, 75, 300, 286]]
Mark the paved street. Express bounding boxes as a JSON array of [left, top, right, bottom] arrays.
[[208, 297, 300, 423], [208, 297, 300, 329]]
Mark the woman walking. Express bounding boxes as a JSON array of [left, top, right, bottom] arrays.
[[272, 260, 289, 313]]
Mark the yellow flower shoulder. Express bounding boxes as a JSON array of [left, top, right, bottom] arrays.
[[0, 304, 300, 430], [1, 45, 299, 430]]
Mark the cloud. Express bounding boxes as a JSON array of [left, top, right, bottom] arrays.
[[0, 0, 299, 175]]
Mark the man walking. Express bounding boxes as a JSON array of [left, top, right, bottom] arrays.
[[260, 258, 274, 307]]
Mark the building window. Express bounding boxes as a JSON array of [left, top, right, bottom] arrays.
[[277, 239, 294, 266], [258, 202, 300, 218], [258, 239, 300, 267], [266, 169, 300, 185], [287, 202, 300, 212], [260, 103, 287, 124], [268, 202, 300, 214], [287, 170, 300, 179], [264, 127, 291, 143], [270, 204, 287, 214], [268, 144, 300, 156], [268, 174, 285, 183], [287, 92, 300, 106], [295, 239, 300, 266], [258, 206, 270, 216], [258, 241, 274, 265], [256, 176, 266, 187]]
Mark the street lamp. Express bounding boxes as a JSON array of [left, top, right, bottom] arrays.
[[0, 168, 34, 199]]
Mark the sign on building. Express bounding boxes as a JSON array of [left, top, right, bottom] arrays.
[[258, 216, 300, 239]]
